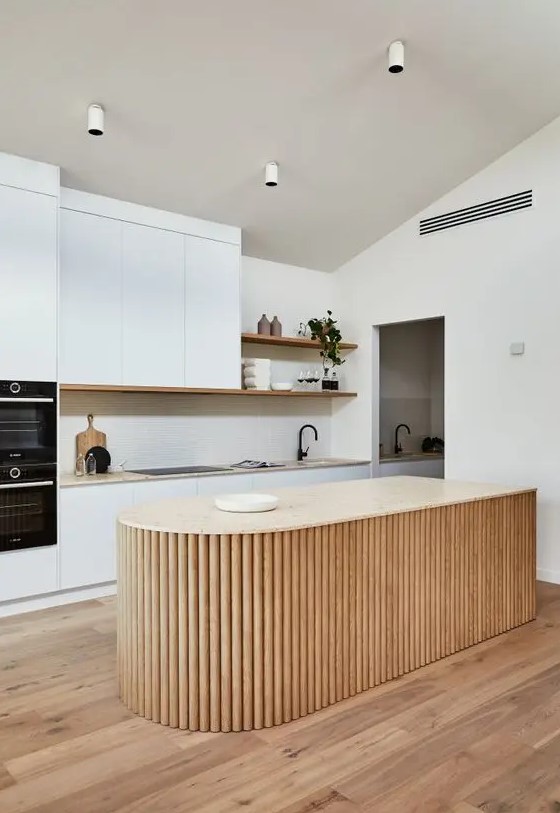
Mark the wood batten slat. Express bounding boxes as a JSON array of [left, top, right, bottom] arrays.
[[231, 534, 243, 732], [178, 534, 188, 729], [220, 535, 232, 732], [168, 534, 179, 728], [187, 533, 199, 730], [118, 492, 537, 732], [263, 533, 274, 728]]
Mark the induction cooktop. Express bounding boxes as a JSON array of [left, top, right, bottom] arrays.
[[128, 465, 234, 476]]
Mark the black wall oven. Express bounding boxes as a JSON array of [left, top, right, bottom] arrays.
[[0, 380, 56, 465], [0, 382, 57, 552], [0, 464, 57, 552]]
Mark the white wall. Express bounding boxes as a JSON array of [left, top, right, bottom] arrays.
[[241, 256, 350, 387], [379, 319, 443, 455], [332, 113, 560, 583]]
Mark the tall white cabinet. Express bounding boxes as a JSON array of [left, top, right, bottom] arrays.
[[122, 223, 185, 386], [0, 166, 58, 382], [185, 236, 240, 389], [58, 191, 242, 389], [59, 209, 122, 384]]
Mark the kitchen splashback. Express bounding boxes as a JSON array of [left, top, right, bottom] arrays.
[[59, 392, 332, 473]]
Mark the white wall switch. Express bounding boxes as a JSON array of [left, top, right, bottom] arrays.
[[510, 342, 525, 356]]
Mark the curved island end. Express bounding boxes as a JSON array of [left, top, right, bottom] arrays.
[[117, 476, 536, 733]]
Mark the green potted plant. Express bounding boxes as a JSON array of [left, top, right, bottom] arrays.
[[307, 310, 346, 387]]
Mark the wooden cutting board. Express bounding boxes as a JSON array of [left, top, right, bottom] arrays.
[[76, 414, 107, 458]]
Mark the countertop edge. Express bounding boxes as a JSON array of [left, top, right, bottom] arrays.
[[60, 459, 372, 488], [117, 478, 537, 536]]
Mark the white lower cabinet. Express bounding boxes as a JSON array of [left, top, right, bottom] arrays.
[[197, 475, 252, 496], [59, 484, 135, 590], [251, 464, 370, 491], [0, 547, 58, 603], [132, 479, 197, 503]]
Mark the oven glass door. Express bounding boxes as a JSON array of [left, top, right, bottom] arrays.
[[0, 400, 56, 464], [0, 480, 56, 552]]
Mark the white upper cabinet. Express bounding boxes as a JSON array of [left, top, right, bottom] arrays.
[[58, 190, 242, 389], [0, 185, 57, 381], [184, 236, 241, 389], [59, 209, 122, 384], [122, 224, 185, 387]]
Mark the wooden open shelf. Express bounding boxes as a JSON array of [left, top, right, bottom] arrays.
[[60, 383, 357, 398], [241, 333, 358, 351]]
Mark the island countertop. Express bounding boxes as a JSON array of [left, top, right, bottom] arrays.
[[117, 475, 534, 536]]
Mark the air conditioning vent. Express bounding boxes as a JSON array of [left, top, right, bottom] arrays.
[[419, 189, 532, 236]]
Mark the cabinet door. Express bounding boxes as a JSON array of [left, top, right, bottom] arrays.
[[0, 547, 57, 603], [185, 236, 240, 389], [0, 186, 57, 381], [133, 478, 197, 504], [59, 210, 122, 384], [122, 224, 185, 386], [197, 474, 251, 496], [322, 465, 371, 482], [59, 484, 135, 589]]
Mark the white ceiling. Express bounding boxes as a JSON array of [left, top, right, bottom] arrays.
[[1, 1, 560, 270]]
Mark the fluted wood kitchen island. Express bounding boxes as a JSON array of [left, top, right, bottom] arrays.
[[117, 476, 536, 732]]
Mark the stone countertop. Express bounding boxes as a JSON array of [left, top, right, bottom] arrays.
[[59, 458, 371, 488], [379, 452, 444, 463], [117, 476, 535, 536]]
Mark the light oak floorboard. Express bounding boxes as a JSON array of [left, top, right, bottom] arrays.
[[0, 583, 559, 812]]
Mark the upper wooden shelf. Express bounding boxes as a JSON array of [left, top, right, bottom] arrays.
[[241, 333, 358, 350], [60, 384, 357, 398]]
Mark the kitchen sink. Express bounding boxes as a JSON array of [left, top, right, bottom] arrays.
[[128, 465, 234, 476]]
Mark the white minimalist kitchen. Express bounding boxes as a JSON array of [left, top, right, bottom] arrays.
[[2, 4, 560, 811], [0, 170, 370, 611]]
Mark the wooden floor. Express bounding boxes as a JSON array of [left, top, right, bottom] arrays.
[[1, 584, 560, 813]]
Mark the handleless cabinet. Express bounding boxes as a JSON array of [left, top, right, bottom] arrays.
[[59, 209, 122, 384], [184, 236, 241, 389], [122, 224, 185, 387], [58, 197, 241, 389], [59, 483, 136, 589], [0, 185, 57, 381]]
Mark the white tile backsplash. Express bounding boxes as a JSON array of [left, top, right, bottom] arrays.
[[59, 392, 332, 473]]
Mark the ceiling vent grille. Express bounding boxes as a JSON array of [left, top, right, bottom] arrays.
[[419, 189, 532, 236]]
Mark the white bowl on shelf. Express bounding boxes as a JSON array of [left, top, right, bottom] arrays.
[[214, 493, 279, 513], [271, 382, 293, 391]]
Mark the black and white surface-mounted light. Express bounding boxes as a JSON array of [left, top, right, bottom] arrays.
[[87, 104, 104, 136], [388, 40, 404, 73], [265, 161, 278, 187]]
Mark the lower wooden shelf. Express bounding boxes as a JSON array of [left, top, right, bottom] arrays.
[[60, 383, 357, 398]]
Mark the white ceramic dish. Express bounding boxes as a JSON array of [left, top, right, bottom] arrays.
[[271, 382, 293, 391], [214, 493, 279, 513]]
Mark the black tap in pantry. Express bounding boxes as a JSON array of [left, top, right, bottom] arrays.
[[394, 423, 411, 454]]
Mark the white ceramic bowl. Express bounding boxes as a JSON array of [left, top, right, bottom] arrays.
[[271, 382, 293, 392], [214, 493, 279, 513]]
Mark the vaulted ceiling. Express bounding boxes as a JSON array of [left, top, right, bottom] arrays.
[[1, 1, 560, 269]]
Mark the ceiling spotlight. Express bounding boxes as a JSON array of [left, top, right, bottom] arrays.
[[265, 161, 278, 187], [87, 103, 104, 136], [388, 40, 404, 74]]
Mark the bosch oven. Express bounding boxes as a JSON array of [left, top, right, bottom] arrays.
[[0, 380, 56, 465], [0, 463, 56, 552]]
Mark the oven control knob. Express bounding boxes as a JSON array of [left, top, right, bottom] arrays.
[[9, 467, 21, 480], [9, 382, 21, 394]]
